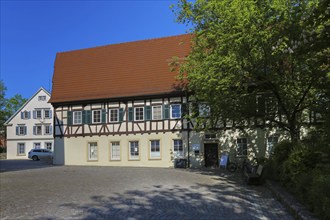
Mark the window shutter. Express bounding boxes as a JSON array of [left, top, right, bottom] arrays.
[[145, 106, 151, 121], [33, 126, 36, 135], [28, 111, 31, 119], [67, 111, 73, 126], [119, 108, 124, 122], [192, 103, 199, 117], [181, 103, 188, 117], [128, 107, 134, 121], [21, 112, 24, 119], [16, 127, 19, 135], [24, 126, 27, 135], [33, 110, 36, 119], [49, 110, 52, 118], [101, 109, 107, 123], [163, 105, 170, 119], [49, 126, 53, 134], [83, 110, 91, 124]]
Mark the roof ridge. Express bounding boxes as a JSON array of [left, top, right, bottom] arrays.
[[57, 33, 191, 54]]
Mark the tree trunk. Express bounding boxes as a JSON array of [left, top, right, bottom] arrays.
[[289, 125, 301, 144]]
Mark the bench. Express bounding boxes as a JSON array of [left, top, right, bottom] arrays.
[[244, 165, 263, 185]]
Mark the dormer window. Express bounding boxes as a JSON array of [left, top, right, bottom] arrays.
[[38, 96, 46, 101]]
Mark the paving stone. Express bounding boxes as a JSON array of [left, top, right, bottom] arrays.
[[0, 160, 294, 219]]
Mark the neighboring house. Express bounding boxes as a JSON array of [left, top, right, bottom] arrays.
[[5, 88, 54, 159], [50, 34, 283, 168]]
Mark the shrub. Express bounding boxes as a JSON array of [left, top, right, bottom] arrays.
[[307, 167, 330, 220], [281, 146, 321, 189], [270, 140, 295, 181]]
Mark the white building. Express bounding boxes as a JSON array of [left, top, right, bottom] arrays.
[[5, 87, 54, 159]]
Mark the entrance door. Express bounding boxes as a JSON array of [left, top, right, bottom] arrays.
[[204, 143, 219, 167]]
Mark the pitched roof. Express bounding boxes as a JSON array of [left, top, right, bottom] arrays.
[[4, 87, 51, 125], [50, 34, 192, 104]]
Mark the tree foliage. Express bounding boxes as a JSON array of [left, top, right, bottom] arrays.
[[173, 0, 330, 142], [0, 80, 27, 139]]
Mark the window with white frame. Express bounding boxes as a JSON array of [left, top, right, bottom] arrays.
[[92, 110, 101, 124], [109, 109, 119, 122], [17, 125, 27, 135], [38, 96, 46, 101], [110, 142, 120, 160], [36, 109, 42, 119], [236, 138, 248, 156], [173, 139, 183, 157], [44, 109, 51, 118], [152, 105, 162, 120], [171, 104, 181, 119], [17, 143, 25, 155], [134, 107, 144, 121], [34, 125, 42, 135], [88, 142, 98, 161], [34, 143, 41, 149], [73, 111, 82, 124], [44, 125, 52, 135], [129, 141, 139, 160], [267, 136, 279, 155], [45, 142, 52, 151], [22, 111, 30, 119], [150, 140, 161, 159]]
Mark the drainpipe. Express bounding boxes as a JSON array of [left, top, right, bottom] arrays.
[[187, 94, 190, 168]]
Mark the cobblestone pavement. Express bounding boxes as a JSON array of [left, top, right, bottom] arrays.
[[0, 160, 294, 220]]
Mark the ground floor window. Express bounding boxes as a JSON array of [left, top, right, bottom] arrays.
[[45, 142, 52, 151], [129, 141, 139, 160], [236, 138, 247, 156], [17, 143, 25, 155], [110, 142, 121, 160], [150, 140, 161, 159], [173, 139, 183, 157], [34, 143, 41, 149], [88, 142, 98, 161]]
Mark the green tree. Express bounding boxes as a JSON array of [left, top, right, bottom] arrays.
[[173, 0, 330, 142], [0, 80, 7, 137], [0, 80, 27, 143]]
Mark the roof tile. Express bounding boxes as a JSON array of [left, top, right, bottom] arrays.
[[50, 34, 191, 103]]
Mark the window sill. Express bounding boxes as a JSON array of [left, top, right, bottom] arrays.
[[149, 158, 161, 160], [110, 159, 121, 161], [128, 158, 140, 161]]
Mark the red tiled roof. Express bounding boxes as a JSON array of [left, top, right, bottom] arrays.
[[50, 34, 192, 104]]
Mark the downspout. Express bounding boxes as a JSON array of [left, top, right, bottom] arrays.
[[187, 93, 190, 168]]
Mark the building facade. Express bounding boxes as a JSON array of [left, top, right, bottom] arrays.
[[50, 35, 284, 168], [5, 88, 54, 159]]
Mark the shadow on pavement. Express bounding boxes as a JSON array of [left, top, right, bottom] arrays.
[[0, 159, 53, 173], [58, 182, 290, 219]]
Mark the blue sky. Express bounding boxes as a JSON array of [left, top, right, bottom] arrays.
[[0, 0, 189, 99]]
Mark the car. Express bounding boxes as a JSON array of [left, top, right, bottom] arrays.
[[28, 149, 53, 161]]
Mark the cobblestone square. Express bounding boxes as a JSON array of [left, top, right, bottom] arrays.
[[0, 160, 293, 219]]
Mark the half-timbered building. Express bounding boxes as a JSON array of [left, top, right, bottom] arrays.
[[50, 35, 194, 167], [50, 34, 293, 168]]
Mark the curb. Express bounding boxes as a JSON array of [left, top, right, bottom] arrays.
[[265, 180, 318, 220]]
